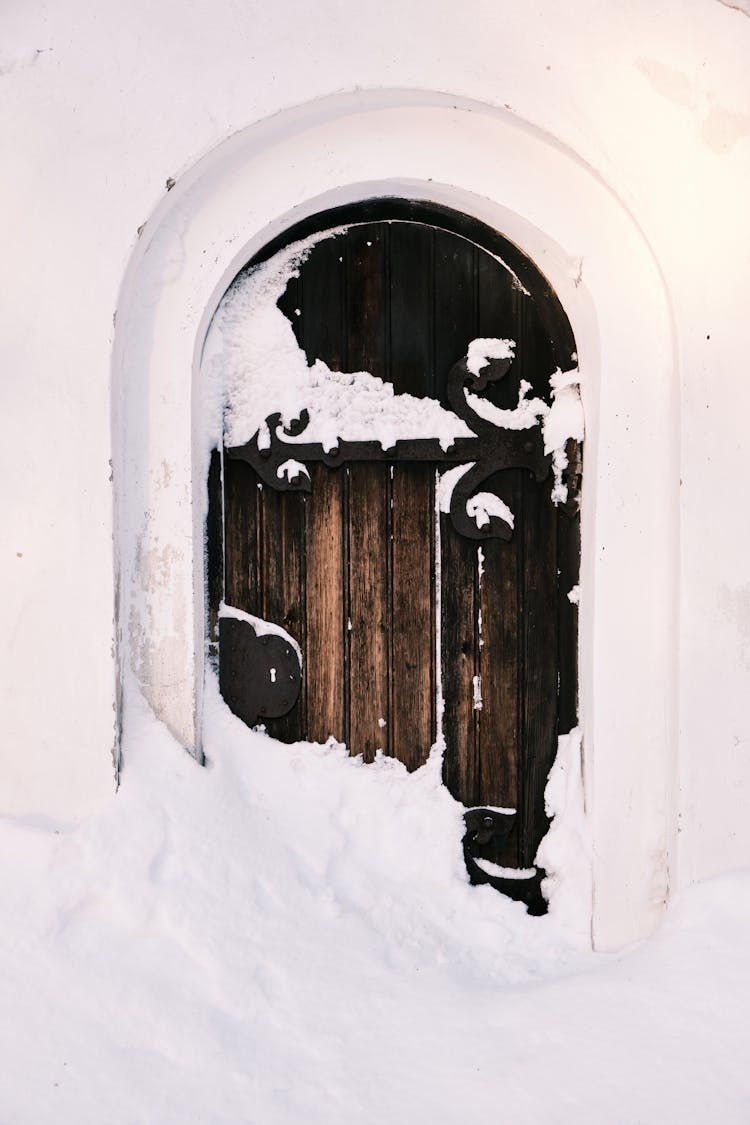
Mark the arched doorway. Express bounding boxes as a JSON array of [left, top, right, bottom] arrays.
[[205, 200, 582, 911]]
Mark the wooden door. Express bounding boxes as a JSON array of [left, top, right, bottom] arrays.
[[207, 201, 580, 911]]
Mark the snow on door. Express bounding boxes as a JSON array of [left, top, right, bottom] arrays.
[[206, 201, 582, 910]]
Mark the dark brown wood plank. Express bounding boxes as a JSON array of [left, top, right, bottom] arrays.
[[389, 223, 433, 397], [433, 229, 476, 402], [348, 463, 390, 762], [518, 476, 559, 867], [391, 464, 434, 770], [440, 505, 480, 806], [557, 503, 580, 735], [345, 225, 387, 379], [305, 464, 345, 743], [514, 286, 557, 403], [476, 469, 522, 867], [222, 459, 261, 616], [476, 251, 522, 413], [261, 486, 307, 742], [300, 234, 346, 370]]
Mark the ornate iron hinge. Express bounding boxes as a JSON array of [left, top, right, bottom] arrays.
[[225, 354, 553, 541]]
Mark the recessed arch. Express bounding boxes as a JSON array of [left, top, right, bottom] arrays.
[[112, 89, 678, 950], [206, 197, 582, 914]]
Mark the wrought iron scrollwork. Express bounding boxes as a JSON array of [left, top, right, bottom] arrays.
[[225, 353, 553, 541]]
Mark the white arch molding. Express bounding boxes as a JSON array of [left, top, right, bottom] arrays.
[[112, 90, 678, 951]]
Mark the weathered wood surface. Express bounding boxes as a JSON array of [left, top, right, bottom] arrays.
[[348, 464, 391, 761], [440, 505, 479, 802], [391, 464, 434, 770], [305, 463, 345, 745]]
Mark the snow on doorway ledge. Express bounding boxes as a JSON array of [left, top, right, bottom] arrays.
[[111, 88, 678, 952]]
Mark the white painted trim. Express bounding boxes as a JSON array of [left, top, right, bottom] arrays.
[[112, 89, 678, 951]]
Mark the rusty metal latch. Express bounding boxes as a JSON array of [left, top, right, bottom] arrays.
[[462, 807, 547, 915]]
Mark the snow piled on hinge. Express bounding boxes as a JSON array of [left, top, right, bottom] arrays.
[[203, 230, 474, 453], [438, 466, 516, 534], [437, 463, 475, 512], [466, 336, 515, 375], [535, 727, 592, 938], [465, 367, 584, 505], [467, 492, 514, 530]]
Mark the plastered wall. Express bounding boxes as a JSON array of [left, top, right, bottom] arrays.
[[2, 0, 749, 936]]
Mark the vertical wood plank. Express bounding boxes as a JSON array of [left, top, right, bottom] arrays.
[[433, 229, 476, 402], [261, 486, 307, 743], [206, 448, 224, 655], [557, 504, 581, 735], [519, 477, 559, 868], [344, 224, 390, 761], [300, 234, 346, 370], [440, 505, 480, 806], [223, 459, 261, 616], [305, 464, 346, 743], [348, 464, 390, 762], [476, 251, 521, 413], [477, 469, 522, 867], [389, 223, 433, 397], [345, 225, 387, 378], [391, 464, 435, 770]]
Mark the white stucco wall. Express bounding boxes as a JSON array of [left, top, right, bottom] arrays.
[[2, 0, 749, 943]]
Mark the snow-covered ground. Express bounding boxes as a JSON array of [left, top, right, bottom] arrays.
[[1, 680, 748, 1124]]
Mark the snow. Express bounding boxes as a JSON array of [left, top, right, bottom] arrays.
[[204, 232, 474, 455], [219, 601, 302, 662], [536, 728, 592, 937], [276, 458, 310, 485], [543, 369, 585, 453], [439, 470, 515, 534], [437, 463, 475, 513], [465, 377, 548, 431], [466, 336, 515, 376], [462, 362, 584, 506], [474, 858, 538, 880], [1, 687, 749, 1123], [466, 491, 515, 531], [542, 369, 585, 505]]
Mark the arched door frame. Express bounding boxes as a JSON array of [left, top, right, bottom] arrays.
[[112, 89, 678, 950]]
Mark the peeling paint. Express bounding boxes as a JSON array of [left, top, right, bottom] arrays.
[[700, 106, 750, 155], [636, 58, 750, 154], [636, 59, 694, 108]]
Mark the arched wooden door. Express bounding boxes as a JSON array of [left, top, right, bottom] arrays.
[[207, 200, 581, 911]]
